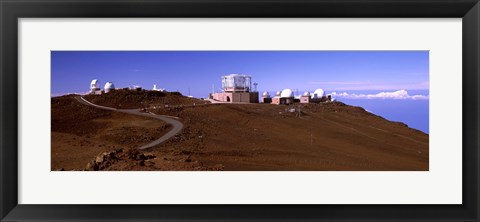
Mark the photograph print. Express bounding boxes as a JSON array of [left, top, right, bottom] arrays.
[[51, 51, 429, 171]]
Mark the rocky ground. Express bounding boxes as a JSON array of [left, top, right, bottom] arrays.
[[52, 92, 429, 171]]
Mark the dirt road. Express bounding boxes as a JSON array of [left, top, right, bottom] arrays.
[[75, 96, 183, 150]]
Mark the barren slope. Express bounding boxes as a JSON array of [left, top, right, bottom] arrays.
[[149, 102, 428, 171], [52, 92, 428, 171]]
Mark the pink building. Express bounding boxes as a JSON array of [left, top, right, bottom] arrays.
[[211, 74, 259, 103], [212, 92, 259, 103]]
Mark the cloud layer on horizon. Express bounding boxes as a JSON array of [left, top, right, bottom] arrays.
[[51, 91, 89, 97], [331, 90, 429, 100]]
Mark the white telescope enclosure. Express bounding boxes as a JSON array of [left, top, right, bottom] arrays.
[[104, 82, 115, 93], [280, 88, 294, 98], [311, 88, 325, 98], [221, 74, 252, 92], [90, 79, 100, 90]]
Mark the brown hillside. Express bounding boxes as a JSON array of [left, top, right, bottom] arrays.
[[150, 101, 428, 171], [51, 95, 173, 170], [52, 92, 428, 171]]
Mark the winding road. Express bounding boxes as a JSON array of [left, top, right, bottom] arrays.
[[75, 96, 183, 150]]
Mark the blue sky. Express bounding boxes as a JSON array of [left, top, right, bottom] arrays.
[[51, 51, 429, 98]]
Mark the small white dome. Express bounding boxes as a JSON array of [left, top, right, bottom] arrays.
[[280, 88, 294, 98], [303, 91, 310, 96], [90, 79, 100, 89], [311, 88, 325, 98], [104, 82, 115, 93], [275, 91, 282, 97], [262, 91, 270, 97]]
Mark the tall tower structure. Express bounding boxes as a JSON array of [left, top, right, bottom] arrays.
[[221, 74, 252, 92]]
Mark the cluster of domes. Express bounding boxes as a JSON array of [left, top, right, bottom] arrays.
[[263, 88, 326, 98], [89, 79, 116, 94]]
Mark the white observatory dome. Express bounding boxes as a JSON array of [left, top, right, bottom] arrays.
[[312, 88, 325, 98], [303, 91, 310, 96], [275, 91, 282, 97], [90, 79, 100, 90], [104, 82, 115, 93], [280, 89, 294, 98], [262, 91, 270, 97]]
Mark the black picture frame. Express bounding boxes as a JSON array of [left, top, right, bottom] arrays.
[[1, 0, 479, 221]]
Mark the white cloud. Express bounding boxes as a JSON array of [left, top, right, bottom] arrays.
[[51, 91, 89, 97], [331, 90, 429, 100]]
